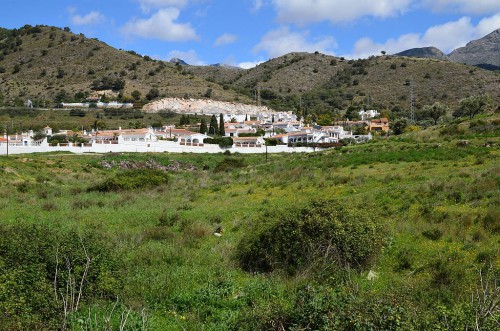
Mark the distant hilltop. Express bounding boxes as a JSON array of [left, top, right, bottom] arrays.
[[395, 47, 450, 61], [395, 28, 500, 70]]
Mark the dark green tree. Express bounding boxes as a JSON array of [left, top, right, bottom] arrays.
[[200, 118, 207, 134], [344, 106, 360, 120], [390, 118, 408, 135], [219, 113, 225, 136], [208, 114, 218, 135]]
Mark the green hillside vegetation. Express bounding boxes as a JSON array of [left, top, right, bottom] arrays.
[[186, 52, 500, 116], [0, 25, 250, 108], [1, 115, 498, 329], [1, 25, 499, 121]]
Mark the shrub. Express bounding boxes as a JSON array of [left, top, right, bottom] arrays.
[[236, 199, 384, 275], [422, 228, 443, 240], [158, 210, 180, 226], [88, 169, 168, 192], [214, 157, 245, 173], [203, 136, 233, 148], [0, 223, 121, 329]]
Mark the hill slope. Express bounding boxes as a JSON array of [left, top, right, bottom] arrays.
[[0, 25, 498, 114], [0, 25, 250, 107], [189, 52, 499, 113]]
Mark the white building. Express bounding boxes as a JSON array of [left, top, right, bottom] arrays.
[[359, 109, 380, 120]]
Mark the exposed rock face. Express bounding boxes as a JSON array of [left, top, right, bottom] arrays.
[[143, 98, 274, 115], [448, 28, 500, 70], [395, 47, 450, 61]]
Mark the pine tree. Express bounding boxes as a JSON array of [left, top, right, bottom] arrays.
[[209, 114, 218, 135], [200, 118, 207, 134], [219, 113, 225, 136]]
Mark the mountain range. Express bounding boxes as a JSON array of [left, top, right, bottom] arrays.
[[395, 28, 500, 70], [0, 25, 498, 113]]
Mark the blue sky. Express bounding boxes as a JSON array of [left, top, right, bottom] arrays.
[[1, 1, 499, 68]]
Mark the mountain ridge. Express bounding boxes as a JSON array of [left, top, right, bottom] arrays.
[[0, 25, 499, 113], [395, 28, 500, 70]]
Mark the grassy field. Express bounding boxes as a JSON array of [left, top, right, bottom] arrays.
[[0, 117, 498, 330]]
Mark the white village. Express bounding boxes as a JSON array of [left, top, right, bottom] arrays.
[[1, 98, 386, 155]]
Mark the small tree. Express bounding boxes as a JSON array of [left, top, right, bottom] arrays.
[[131, 90, 141, 101], [390, 118, 408, 135], [456, 94, 490, 119], [179, 114, 186, 126], [12, 64, 21, 74], [423, 102, 448, 125], [199, 118, 207, 134], [146, 88, 159, 101], [204, 88, 212, 98], [219, 113, 225, 136]]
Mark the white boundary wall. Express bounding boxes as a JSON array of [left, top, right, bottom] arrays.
[[0, 140, 319, 155]]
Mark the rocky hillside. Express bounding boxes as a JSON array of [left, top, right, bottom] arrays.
[[395, 47, 449, 61], [449, 28, 500, 70], [143, 97, 274, 115]]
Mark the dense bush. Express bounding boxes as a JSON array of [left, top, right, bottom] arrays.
[[236, 199, 384, 275], [88, 169, 168, 192], [0, 223, 120, 329], [203, 136, 233, 148]]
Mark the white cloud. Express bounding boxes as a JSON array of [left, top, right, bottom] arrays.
[[168, 49, 205, 65], [253, 26, 335, 58], [214, 33, 238, 46], [271, 0, 412, 25], [349, 14, 500, 58], [475, 13, 500, 36], [422, 0, 500, 15], [122, 8, 199, 42], [69, 8, 106, 26], [238, 60, 265, 69], [136, 0, 188, 13], [252, 0, 264, 11]]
